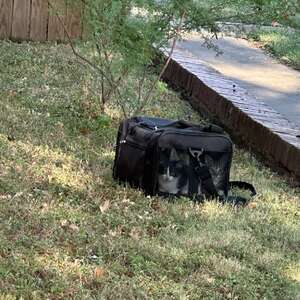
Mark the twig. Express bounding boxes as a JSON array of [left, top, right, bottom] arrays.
[[134, 11, 186, 115], [48, 0, 128, 118], [138, 67, 147, 103], [48, 0, 114, 90]]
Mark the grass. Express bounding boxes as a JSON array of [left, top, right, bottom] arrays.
[[0, 40, 299, 299], [248, 29, 300, 69]]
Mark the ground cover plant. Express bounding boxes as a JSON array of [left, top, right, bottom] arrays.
[[248, 29, 300, 70], [217, 0, 299, 27], [0, 41, 299, 299]]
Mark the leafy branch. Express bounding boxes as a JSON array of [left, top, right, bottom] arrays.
[[48, 0, 128, 117], [134, 10, 186, 115]]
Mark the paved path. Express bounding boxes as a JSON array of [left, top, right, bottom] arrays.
[[177, 35, 300, 127]]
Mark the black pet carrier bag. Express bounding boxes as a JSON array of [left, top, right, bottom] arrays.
[[113, 116, 256, 204]]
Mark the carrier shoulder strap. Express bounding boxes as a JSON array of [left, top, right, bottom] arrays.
[[229, 181, 257, 197], [225, 181, 257, 205]]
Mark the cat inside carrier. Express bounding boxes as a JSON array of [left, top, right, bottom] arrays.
[[156, 146, 230, 200], [113, 116, 256, 204], [158, 148, 191, 195]]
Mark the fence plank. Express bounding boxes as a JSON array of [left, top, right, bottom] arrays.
[[66, 2, 82, 39], [11, 0, 31, 41], [1, 0, 84, 42], [0, 0, 13, 39], [30, 0, 48, 41], [48, 0, 65, 41], [81, 5, 89, 40]]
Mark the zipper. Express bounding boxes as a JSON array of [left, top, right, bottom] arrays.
[[159, 131, 233, 150], [137, 122, 158, 131], [136, 124, 231, 143], [119, 139, 146, 150]]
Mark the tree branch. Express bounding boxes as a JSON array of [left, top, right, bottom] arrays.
[[48, 0, 115, 90], [134, 11, 186, 115], [48, 0, 128, 117]]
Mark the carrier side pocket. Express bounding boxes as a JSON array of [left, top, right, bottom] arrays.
[[115, 140, 146, 188]]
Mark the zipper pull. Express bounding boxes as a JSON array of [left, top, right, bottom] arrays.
[[114, 139, 126, 149]]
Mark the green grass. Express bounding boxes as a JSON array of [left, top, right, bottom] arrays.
[[248, 29, 300, 69], [0, 41, 299, 299]]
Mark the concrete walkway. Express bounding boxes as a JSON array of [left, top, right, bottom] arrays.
[[177, 35, 300, 127]]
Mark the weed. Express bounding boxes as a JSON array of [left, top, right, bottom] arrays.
[[248, 29, 300, 69]]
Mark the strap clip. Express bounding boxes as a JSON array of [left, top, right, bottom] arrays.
[[189, 148, 204, 164]]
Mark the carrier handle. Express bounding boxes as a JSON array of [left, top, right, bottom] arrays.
[[172, 120, 224, 134], [138, 119, 223, 133], [137, 119, 194, 130], [174, 121, 224, 134], [202, 124, 224, 134]]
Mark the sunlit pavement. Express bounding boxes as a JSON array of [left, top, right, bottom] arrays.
[[177, 35, 300, 127]]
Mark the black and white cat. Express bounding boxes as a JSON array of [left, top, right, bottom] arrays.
[[158, 148, 189, 195]]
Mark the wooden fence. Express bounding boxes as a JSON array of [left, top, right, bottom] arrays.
[[0, 0, 83, 41]]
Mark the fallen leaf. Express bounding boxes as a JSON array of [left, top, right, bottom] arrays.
[[129, 227, 141, 240], [109, 225, 124, 237], [12, 192, 23, 199], [124, 270, 134, 278], [60, 219, 69, 228], [91, 112, 99, 119], [100, 200, 110, 213], [69, 224, 80, 232], [206, 276, 215, 284], [248, 202, 257, 209], [150, 200, 161, 211], [271, 20, 280, 27], [8, 90, 17, 97], [41, 203, 49, 212], [108, 230, 117, 237], [94, 267, 106, 279], [79, 127, 91, 136]]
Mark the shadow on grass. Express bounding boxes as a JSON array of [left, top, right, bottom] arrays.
[[0, 41, 299, 299], [0, 136, 299, 298]]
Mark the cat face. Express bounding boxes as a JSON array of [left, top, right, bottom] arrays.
[[158, 148, 188, 194], [158, 161, 184, 180]]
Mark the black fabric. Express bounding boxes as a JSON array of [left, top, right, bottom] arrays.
[[189, 150, 218, 198], [188, 158, 200, 197], [203, 124, 224, 134], [113, 116, 256, 205], [225, 195, 250, 206]]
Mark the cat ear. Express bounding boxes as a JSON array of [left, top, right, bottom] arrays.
[[170, 148, 179, 161]]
